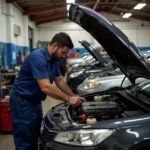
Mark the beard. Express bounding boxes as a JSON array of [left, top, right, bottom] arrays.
[[51, 48, 62, 61]]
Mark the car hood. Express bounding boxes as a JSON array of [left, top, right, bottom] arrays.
[[69, 4, 150, 84], [80, 40, 107, 65]]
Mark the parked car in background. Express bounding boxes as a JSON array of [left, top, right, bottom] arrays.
[[68, 41, 106, 72], [77, 74, 145, 96], [39, 4, 150, 150], [67, 41, 119, 92]]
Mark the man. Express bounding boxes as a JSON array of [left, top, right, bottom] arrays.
[[75, 49, 80, 58], [96, 46, 104, 52], [10, 32, 86, 150]]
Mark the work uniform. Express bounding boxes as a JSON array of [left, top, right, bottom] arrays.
[[10, 46, 61, 150]]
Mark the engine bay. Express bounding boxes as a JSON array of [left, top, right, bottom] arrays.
[[48, 93, 146, 130], [69, 94, 144, 124]]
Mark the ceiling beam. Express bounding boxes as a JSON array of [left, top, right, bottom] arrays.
[[6, 0, 24, 3], [24, 0, 97, 15], [93, 0, 100, 10], [24, 3, 66, 15], [35, 13, 68, 21], [24, 0, 95, 15], [36, 16, 67, 25], [76, 0, 95, 3], [109, 0, 119, 13], [131, 15, 150, 22]]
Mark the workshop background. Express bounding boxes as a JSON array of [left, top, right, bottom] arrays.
[[0, 0, 150, 69], [0, 0, 150, 149]]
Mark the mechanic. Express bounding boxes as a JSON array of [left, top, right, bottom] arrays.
[[9, 32, 86, 150]]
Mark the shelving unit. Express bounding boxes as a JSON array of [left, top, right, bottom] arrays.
[[0, 72, 18, 99]]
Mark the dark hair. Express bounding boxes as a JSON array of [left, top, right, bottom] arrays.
[[50, 32, 74, 49], [76, 49, 80, 52]]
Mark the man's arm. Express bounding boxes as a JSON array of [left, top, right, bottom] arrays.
[[30, 53, 85, 106], [55, 76, 76, 96], [37, 78, 85, 106]]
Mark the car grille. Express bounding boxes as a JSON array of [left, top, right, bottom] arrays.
[[41, 127, 57, 143]]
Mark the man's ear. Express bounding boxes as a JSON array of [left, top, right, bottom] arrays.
[[52, 43, 58, 51]]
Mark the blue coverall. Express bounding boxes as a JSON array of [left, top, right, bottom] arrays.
[[10, 46, 61, 150]]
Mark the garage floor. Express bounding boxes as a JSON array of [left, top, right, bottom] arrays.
[[0, 96, 62, 150]]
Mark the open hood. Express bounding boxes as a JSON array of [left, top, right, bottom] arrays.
[[69, 4, 150, 83], [79, 40, 107, 65]]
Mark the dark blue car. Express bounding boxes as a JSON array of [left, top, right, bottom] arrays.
[[39, 4, 150, 150]]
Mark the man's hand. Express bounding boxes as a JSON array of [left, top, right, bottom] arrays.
[[68, 96, 86, 106]]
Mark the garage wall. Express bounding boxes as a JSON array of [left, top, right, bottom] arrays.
[[0, 0, 7, 43], [37, 12, 150, 52], [0, 0, 37, 68], [37, 21, 94, 48]]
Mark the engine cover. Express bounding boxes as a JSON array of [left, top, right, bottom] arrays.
[[81, 101, 123, 118]]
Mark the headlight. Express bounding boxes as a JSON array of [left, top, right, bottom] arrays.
[[83, 81, 100, 89], [69, 71, 83, 78], [88, 74, 97, 79], [54, 129, 115, 146]]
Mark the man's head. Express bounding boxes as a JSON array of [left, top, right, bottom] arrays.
[[76, 49, 80, 53], [96, 47, 104, 52], [48, 32, 74, 61]]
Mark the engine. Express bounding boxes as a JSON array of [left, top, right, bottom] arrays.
[[81, 101, 124, 118], [70, 97, 126, 124], [68, 94, 145, 124]]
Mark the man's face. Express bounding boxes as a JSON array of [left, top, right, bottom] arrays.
[[52, 45, 70, 61]]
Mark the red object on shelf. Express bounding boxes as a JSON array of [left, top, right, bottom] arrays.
[[68, 53, 76, 58], [0, 98, 12, 132]]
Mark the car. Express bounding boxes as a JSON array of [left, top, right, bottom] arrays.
[[68, 52, 94, 68], [77, 74, 146, 96], [39, 3, 150, 150], [68, 40, 107, 72], [67, 41, 119, 92]]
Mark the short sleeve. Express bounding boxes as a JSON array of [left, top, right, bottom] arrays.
[[29, 54, 49, 79], [55, 62, 61, 77]]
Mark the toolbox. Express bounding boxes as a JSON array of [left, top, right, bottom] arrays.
[[0, 98, 12, 132]]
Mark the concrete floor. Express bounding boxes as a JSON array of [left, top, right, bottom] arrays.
[[0, 96, 62, 150]]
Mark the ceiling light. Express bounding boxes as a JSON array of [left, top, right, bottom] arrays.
[[66, 0, 75, 3], [67, 5, 70, 11], [66, 0, 75, 11], [134, 3, 146, 10], [122, 13, 132, 18]]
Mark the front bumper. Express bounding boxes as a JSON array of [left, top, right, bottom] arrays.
[[43, 139, 126, 150]]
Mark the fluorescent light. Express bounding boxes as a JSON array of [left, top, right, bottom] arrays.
[[66, 0, 75, 11], [134, 3, 146, 10], [67, 4, 70, 11], [66, 0, 75, 3], [122, 13, 132, 18]]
